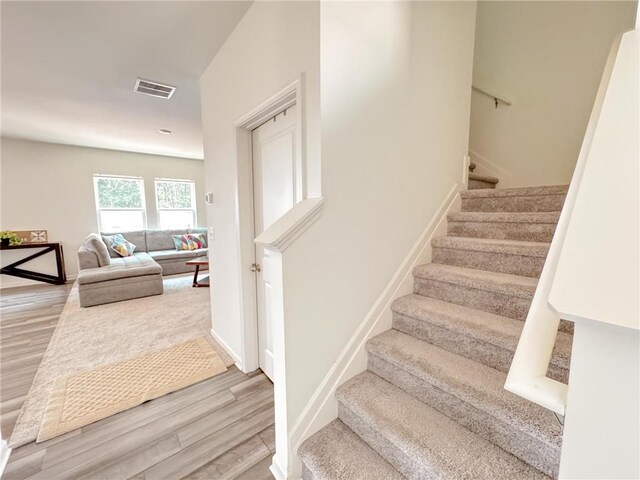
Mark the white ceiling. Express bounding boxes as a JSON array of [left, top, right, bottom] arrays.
[[1, 1, 252, 159]]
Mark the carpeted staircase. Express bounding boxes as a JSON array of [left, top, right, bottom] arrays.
[[468, 161, 499, 190], [299, 184, 571, 480]]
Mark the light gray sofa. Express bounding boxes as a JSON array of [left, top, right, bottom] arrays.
[[76, 228, 208, 307]]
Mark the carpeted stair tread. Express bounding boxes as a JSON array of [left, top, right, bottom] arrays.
[[367, 330, 563, 449], [413, 264, 537, 299], [449, 211, 560, 224], [390, 294, 571, 378], [448, 212, 560, 242], [336, 372, 549, 480], [431, 236, 551, 277], [461, 186, 567, 213], [299, 419, 404, 480], [469, 172, 499, 184], [432, 236, 550, 257], [461, 185, 569, 199]]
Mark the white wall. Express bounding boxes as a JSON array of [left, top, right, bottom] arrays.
[[285, 0, 476, 428], [200, 1, 476, 476], [470, 1, 637, 187], [0, 137, 206, 286], [199, 1, 321, 364], [560, 321, 639, 479]]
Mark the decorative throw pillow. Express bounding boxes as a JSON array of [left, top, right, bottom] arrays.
[[172, 234, 196, 251], [104, 233, 136, 257], [186, 233, 207, 250], [84, 233, 111, 267]]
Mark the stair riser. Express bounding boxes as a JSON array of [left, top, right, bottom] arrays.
[[414, 277, 532, 321], [368, 354, 560, 479], [468, 179, 496, 190], [338, 404, 432, 479], [462, 195, 566, 213], [432, 247, 545, 278], [392, 312, 569, 383], [448, 221, 557, 242]]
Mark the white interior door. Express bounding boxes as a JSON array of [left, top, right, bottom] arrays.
[[252, 104, 298, 381]]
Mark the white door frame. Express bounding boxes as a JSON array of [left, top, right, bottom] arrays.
[[233, 75, 306, 374]]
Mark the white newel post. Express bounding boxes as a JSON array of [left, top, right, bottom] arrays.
[[254, 198, 325, 480], [548, 27, 639, 479], [559, 321, 639, 479], [259, 246, 292, 480]]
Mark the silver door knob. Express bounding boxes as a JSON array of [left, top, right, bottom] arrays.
[[250, 263, 261, 273]]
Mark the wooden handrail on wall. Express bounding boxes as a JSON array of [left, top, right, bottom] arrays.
[[472, 85, 512, 108]]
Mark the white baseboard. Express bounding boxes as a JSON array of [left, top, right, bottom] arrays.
[[0, 275, 76, 290], [270, 456, 287, 480], [286, 183, 462, 477], [469, 149, 512, 188], [210, 327, 245, 372], [0, 440, 11, 478]]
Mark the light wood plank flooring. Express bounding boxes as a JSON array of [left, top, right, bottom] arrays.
[[1, 283, 275, 480], [1, 283, 73, 439]]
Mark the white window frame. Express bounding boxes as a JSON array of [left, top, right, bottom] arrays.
[[93, 174, 147, 232], [154, 178, 197, 229]]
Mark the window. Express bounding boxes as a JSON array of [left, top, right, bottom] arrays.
[[155, 179, 197, 229], [93, 175, 146, 231]]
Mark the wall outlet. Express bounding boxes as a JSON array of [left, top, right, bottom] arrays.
[[205, 193, 214, 204], [208, 227, 215, 241]]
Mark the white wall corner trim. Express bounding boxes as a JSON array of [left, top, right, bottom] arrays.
[[270, 455, 288, 480], [0, 440, 10, 478], [254, 197, 325, 251], [286, 182, 462, 478], [469, 149, 513, 189], [210, 327, 244, 372]]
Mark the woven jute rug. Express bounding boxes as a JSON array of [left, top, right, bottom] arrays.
[[37, 336, 227, 442]]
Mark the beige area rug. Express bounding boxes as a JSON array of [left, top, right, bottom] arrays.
[[38, 337, 227, 442], [10, 274, 234, 448]]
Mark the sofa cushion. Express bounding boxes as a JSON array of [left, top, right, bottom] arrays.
[[146, 229, 188, 252], [148, 248, 207, 262], [103, 233, 136, 257], [76, 252, 161, 285], [172, 234, 195, 251], [187, 233, 207, 249], [170, 233, 207, 251], [77, 247, 100, 270], [83, 234, 111, 267], [102, 230, 147, 258]]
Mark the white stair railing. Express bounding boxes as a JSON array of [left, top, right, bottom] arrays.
[[505, 29, 634, 415]]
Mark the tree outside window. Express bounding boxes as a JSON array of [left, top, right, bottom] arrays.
[[93, 175, 146, 231], [155, 179, 197, 229]]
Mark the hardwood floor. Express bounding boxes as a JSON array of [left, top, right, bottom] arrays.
[[1, 283, 275, 480], [1, 283, 73, 439]]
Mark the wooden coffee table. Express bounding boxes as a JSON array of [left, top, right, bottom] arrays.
[[186, 256, 209, 287]]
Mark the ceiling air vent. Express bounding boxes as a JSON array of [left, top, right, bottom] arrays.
[[134, 78, 176, 99]]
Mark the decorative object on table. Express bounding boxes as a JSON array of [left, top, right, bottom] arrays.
[[14, 229, 48, 244], [185, 256, 209, 287], [0, 242, 66, 285], [0, 231, 22, 247]]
